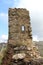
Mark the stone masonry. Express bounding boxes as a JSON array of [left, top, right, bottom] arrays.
[[8, 8, 32, 47], [1, 8, 43, 65]]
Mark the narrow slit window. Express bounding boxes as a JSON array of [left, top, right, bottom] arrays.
[[22, 26, 25, 31]]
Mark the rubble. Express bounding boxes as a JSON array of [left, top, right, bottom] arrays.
[[12, 53, 26, 59]]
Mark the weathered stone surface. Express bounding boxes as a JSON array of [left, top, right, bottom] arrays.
[[12, 53, 26, 59], [8, 8, 32, 46]]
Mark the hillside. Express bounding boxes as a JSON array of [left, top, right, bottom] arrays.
[[35, 41, 43, 56], [0, 43, 7, 51]]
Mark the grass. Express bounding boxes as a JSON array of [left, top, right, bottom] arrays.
[[0, 47, 7, 65]]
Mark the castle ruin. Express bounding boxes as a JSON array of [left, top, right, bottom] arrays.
[[1, 8, 43, 65]]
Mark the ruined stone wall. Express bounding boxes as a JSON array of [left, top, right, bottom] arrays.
[[8, 8, 32, 47], [1, 8, 42, 65]]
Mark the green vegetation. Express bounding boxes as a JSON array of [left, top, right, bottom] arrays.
[[0, 46, 7, 65]]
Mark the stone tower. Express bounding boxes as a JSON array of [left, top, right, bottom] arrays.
[[1, 8, 42, 65], [8, 8, 32, 47]]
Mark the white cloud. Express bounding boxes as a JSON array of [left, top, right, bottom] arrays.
[[1, 35, 8, 40], [0, 35, 8, 43], [0, 13, 8, 17], [33, 35, 39, 42], [16, 0, 43, 41], [17, 0, 43, 11]]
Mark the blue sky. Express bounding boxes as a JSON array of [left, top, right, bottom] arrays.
[[0, 0, 20, 42], [0, 0, 43, 42], [0, 0, 19, 13], [0, 0, 19, 35]]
